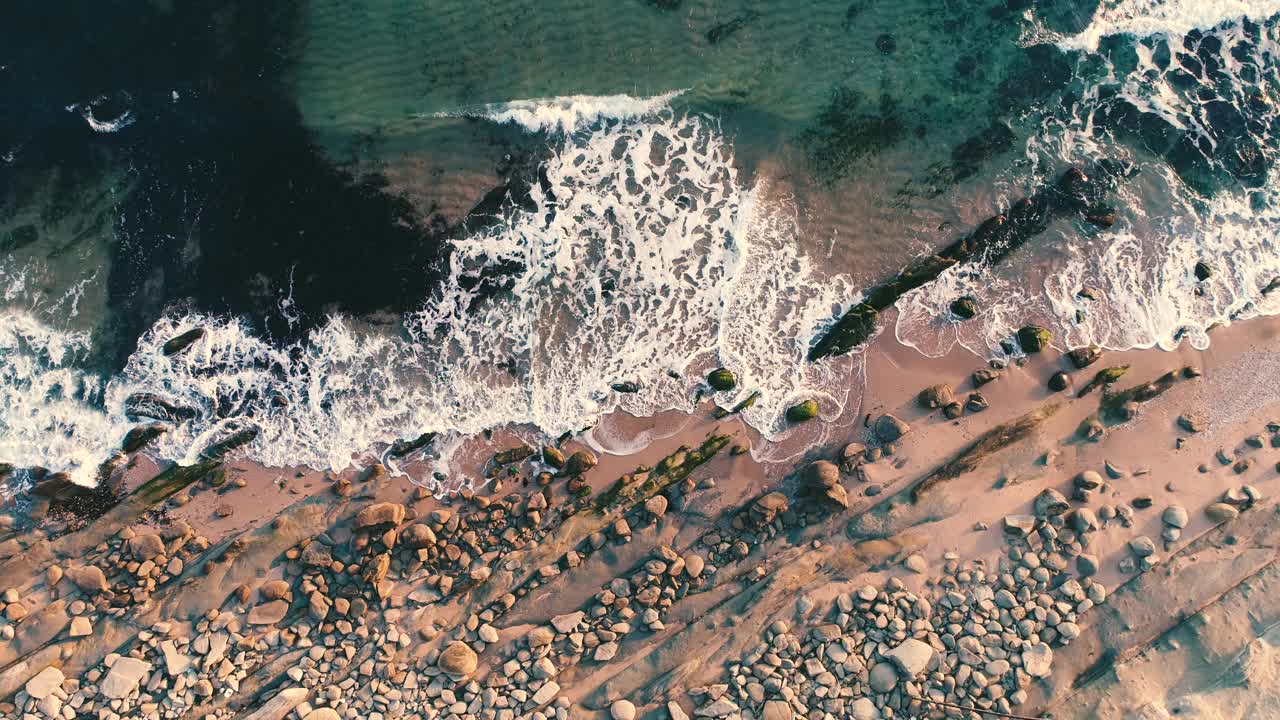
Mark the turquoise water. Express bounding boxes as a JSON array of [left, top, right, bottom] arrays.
[[3, 0, 1280, 491]]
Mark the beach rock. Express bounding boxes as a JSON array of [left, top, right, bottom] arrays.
[[1033, 488, 1070, 517], [1074, 470, 1103, 490], [355, 502, 405, 528], [1068, 508, 1099, 533], [1017, 326, 1051, 353], [786, 399, 819, 422], [611, 700, 637, 720], [25, 667, 64, 700], [685, 553, 705, 578], [1079, 418, 1105, 441], [943, 401, 964, 419], [918, 384, 956, 409], [121, 423, 168, 453], [966, 392, 989, 412], [101, 657, 152, 699], [69, 616, 92, 637], [868, 662, 898, 692], [903, 553, 927, 574], [850, 698, 878, 720], [552, 611, 585, 633], [1194, 261, 1212, 281], [972, 368, 1000, 387], [162, 327, 205, 356], [707, 368, 736, 392], [1067, 345, 1102, 369], [1162, 506, 1189, 528], [820, 483, 849, 509], [886, 638, 934, 676], [611, 381, 641, 393], [1105, 461, 1125, 479], [1023, 644, 1053, 677], [1076, 554, 1100, 577], [762, 700, 793, 720], [1177, 414, 1203, 433], [752, 492, 789, 525], [68, 565, 109, 594], [951, 296, 978, 319], [541, 446, 566, 469], [249, 600, 289, 625], [1048, 371, 1071, 392], [438, 641, 478, 676], [567, 450, 598, 474], [402, 524, 437, 548], [1003, 515, 1036, 536], [1129, 536, 1156, 558], [1205, 503, 1240, 523], [304, 710, 341, 720], [645, 494, 669, 518], [873, 414, 910, 442], [808, 460, 840, 489]]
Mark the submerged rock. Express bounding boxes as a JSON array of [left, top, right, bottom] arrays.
[[162, 327, 206, 356], [950, 296, 978, 319]]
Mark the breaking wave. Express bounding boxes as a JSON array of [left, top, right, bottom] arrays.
[[0, 98, 856, 490], [897, 1, 1280, 357], [433, 90, 688, 134]]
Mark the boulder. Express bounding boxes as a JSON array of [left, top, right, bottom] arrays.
[[542, 446, 566, 469], [873, 414, 910, 442], [1023, 643, 1053, 677], [786, 399, 819, 422], [751, 493, 789, 525], [950, 296, 978, 319], [438, 641, 478, 676], [1017, 325, 1051, 353], [24, 667, 64, 700], [611, 700, 637, 720], [868, 661, 898, 692], [1048, 371, 1071, 392], [972, 368, 1000, 387], [121, 423, 167, 453], [355, 502, 405, 528], [807, 461, 840, 489], [1205, 503, 1240, 523], [162, 328, 206, 356], [260, 580, 291, 601], [885, 638, 933, 677], [1162, 506, 1189, 529], [1073, 470, 1103, 490], [1067, 345, 1102, 369], [965, 392, 988, 412], [68, 565, 109, 594], [917, 384, 955, 409], [100, 657, 151, 699], [248, 600, 289, 626], [402, 524, 437, 548], [762, 700, 793, 720], [129, 533, 165, 561], [707, 368, 736, 392], [1002, 514, 1037, 536], [566, 450, 598, 475], [1033, 488, 1069, 517]]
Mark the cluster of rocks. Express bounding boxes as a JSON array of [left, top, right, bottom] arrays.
[[917, 384, 987, 421], [696, 544, 1105, 720], [28, 614, 259, 720]]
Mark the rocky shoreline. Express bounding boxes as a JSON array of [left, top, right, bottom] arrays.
[[1, 314, 1279, 720]]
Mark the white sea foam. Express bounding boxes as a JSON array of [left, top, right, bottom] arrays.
[[434, 90, 687, 134], [899, 9, 1280, 359], [66, 99, 136, 134], [1058, 0, 1280, 51], [0, 107, 858, 489]]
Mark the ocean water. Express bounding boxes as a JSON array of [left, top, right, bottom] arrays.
[[2, 0, 1279, 492]]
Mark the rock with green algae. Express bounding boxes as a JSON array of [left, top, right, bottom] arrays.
[[1017, 325, 1052, 353], [786, 399, 819, 423], [707, 368, 737, 392]]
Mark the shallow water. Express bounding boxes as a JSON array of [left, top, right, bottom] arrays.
[[2, 0, 1279, 490]]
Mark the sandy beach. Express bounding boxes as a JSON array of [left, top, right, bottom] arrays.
[[1, 306, 1277, 720]]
